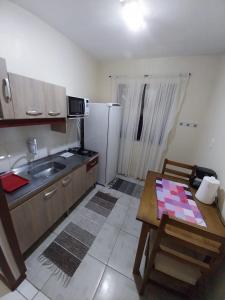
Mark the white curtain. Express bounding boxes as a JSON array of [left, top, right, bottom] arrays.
[[114, 75, 189, 180]]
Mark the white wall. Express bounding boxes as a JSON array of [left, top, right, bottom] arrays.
[[0, 0, 98, 172], [97, 56, 221, 165], [0, 0, 98, 98], [195, 55, 225, 219]]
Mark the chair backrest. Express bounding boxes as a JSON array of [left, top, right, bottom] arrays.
[[150, 214, 225, 277], [162, 158, 195, 182]]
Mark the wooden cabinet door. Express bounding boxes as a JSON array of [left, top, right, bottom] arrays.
[[44, 82, 66, 118], [61, 173, 73, 210], [11, 182, 64, 253], [41, 182, 65, 225], [11, 191, 51, 253], [86, 165, 97, 190], [72, 165, 86, 205], [8, 73, 46, 119], [86, 165, 98, 191], [0, 58, 14, 119]]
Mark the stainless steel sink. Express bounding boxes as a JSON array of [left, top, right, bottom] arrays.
[[28, 161, 66, 178]]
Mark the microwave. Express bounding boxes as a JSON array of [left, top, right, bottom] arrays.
[[67, 96, 89, 118]]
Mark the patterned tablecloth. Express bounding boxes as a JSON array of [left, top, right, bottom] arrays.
[[156, 178, 206, 227]]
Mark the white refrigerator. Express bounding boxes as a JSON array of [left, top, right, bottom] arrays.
[[84, 103, 122, 186]]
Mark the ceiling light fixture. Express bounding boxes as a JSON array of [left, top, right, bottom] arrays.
[[120, 0, 146, 32]]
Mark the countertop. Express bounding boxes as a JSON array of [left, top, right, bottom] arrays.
[[5, 151, 97, 210]]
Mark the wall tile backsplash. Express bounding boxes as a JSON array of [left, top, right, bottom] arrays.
[[0, 120, 79, 172]]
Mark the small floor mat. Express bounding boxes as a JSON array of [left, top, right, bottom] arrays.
[[110, 178, 143, 198], [85, 191, 118, 217], [40, 191, 118, 285]]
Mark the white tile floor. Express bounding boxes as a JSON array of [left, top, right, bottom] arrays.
[[0, 182, 183, 300]]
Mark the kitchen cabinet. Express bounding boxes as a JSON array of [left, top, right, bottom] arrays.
[[61, 173, 73, 211], [11, 182, 64, 253], [44, 182, 65, 225], [8, 72, 67, 119], [86, 165, 97, 190], [44, 82, 66, 118], [72, 165, 86, 207], [11, 187, 51, 253], [10, 161, 98, 254], [8, 73, 46, 119], [0, 58, 14, 119], [85, 158, 98, 190]]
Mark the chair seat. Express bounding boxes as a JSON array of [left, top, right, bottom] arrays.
[[155, 252, 202, 285]]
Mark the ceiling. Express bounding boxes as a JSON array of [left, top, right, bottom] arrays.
[[10, 0, 225, 60]]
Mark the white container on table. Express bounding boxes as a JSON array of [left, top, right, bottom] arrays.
[[195, 176, 220, 205]]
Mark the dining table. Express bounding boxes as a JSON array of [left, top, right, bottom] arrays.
[[133, 170, 225, 276]]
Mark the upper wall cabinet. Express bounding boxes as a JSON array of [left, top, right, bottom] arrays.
[[8, 73, 46, 119], [8, 73, 66, 119], [44, 82, 66, 118], [0, 58, 15, 119]]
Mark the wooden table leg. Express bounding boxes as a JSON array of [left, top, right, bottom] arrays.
[[133, 222, 149, 275]]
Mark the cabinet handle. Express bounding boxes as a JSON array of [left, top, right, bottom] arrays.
[[26, 110, 43, 116], [62, 177, 72, 187], [2, 78, 12, 102], [89, 161, 96, 167], [43, 188, 57, 200], [48, 111, 61, 116]]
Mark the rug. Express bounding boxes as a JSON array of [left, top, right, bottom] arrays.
[[110, 178, 144, 198], [39, 191, 118, 285]]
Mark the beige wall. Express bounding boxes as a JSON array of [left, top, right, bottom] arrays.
[[97, 56, 221, 165], [0, 0, 98, 99], [0, 0, 98, 172], [195, 56, 225, 220], [196, 54, 225, 296]]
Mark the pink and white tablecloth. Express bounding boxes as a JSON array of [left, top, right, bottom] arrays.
[[156, 178, 206, 227]]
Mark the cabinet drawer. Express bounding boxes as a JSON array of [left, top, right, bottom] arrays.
[[86, 157, 98, 172]]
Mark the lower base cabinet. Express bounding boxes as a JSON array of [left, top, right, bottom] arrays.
[[86, 165, 97, 191], [61, 173, 73, 211], [11, 182, 63, 253], [72, 165, 86, 206], [10, 162, 97, 254]]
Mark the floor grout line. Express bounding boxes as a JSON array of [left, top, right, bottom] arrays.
[[17, 289, 29, 300], [104, 264, 137, 282], [90, 264, 107, 300]]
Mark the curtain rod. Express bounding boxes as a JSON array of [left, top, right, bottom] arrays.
[[108, 73, 191, 78]]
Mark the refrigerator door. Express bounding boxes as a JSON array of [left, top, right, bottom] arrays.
[[84, 103, 109, 185], [106, 106, 122, 185]]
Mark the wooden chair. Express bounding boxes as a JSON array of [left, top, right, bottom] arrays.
[[162, 158, 196, 183], [139, 214, 225, 296]]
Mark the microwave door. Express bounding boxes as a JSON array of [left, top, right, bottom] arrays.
[[80, 102, 84, 114]]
